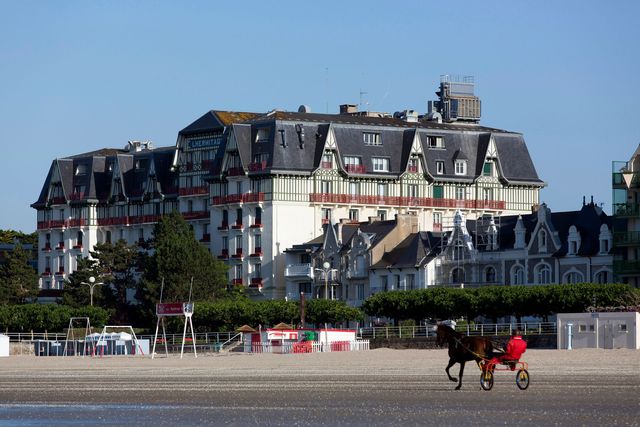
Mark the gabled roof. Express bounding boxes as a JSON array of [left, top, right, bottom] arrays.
[[370, 231, 444, 269], [180, 111, 260, 135]]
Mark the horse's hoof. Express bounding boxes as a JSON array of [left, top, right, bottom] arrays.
[[449, 378, 457, 383], [455, 385, 461, 390]]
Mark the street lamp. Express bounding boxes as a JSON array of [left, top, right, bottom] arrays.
[[315, 261, 337, 300], [82, 276, 103, 306]]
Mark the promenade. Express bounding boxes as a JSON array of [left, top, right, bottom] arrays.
[[0, 348, 638, 426]]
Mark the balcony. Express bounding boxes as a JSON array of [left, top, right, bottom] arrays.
[[249, 248, 263, 258], [231, 222, 244, 230], [72, 244, 83, 250], [612, 170, 640, 188], [248, 160, 267, 172], [217, 222, 229, 231], [613, 231, 640, 246], [69, 192, 85, 201], [55, 243, 65, 251], [344, 164, 366, 174], [309, 193, 506, 210], [55, 269, 65, 276], [250, 277, 263, 287], [200, 234, 211, 243], [37, 220, 67, 230], [285, 263, 314, 279], [42, 243, 51, 252], [231, 249, 243, 259], [227, 167, 245, 177], [346, 269, 367, 279], [42, 268, 51, 276], [231, 278, 243, 286], [182, 211, 209, 220], [250, 222, 263, 229], [218, 249, 229, 259], [179, 186, 209, 196], [613, 203, 640, 218], [321, 161, 333, 169], [67, 218, 86, 227], [97, 216, 129, 226], [211, 193, 264, 205]]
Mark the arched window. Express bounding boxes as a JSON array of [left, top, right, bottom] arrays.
[[594, 270, 610, 284], [535, 263, 551, 284], [563, 270, 584, 284], [451, 268, 465, 284], [484, 266, 496, 283], [511, 265, 525, 285], [538, 229, 547, 252]]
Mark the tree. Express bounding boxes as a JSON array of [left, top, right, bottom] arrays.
[[137, 213, 228, 325], [61, 257, 102, 307], [0, 243, 39, 304], [306, 299, 363, 326]]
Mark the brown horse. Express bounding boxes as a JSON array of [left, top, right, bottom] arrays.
[[436, 323, 493, 390]]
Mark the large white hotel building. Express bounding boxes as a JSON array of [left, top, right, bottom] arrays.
[[32, 77, 545, 300]]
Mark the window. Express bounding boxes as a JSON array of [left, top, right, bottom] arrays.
[[538, 229, 547, 252], [578, 324, 587, 333], [433, 212, 442, 230], [377, 183, 388, 197], [363, 132, 381, 146], [377, 210, 387, 221], [75, 164, 88, 175], [254, 234, 262, 253], [372, 157, 390, 172], [511, 265, 525, 285], [322, 153, 333, 168], [349, 209, 359, 222], [344, 156, 361, 166], [427, 136, 444, 148], [255, 207, 262, 225], [436, 161, 444, 175], [483, 188, 493, 201], [455, 160, 467, 175], [595, 270, 609, 284], [349, 182, 359, 196], [453, 239, 465, 261], [483, 162, 493, 176], [187, 200, 193, 213], [253, 263, 262, 278], [321, 180, 332, 194], [535, 264, 552, 284], [250, 180, 262, 193], [394, 275, 401, 290], [407, 184, 418, 198], [485, 266, 496, 283], [256, 128, 269, 143], [455, 186, 466, 200], [322, 208, 332, 223], [235, 235, 242, 253], [234, 264, 243, 280], [564, 271, 583, 284], [106, 230, 112, 244], [380, 275, 388, 291], [451, 268, 465, 284], [406, 274, 415, 290], [236, 208, 242, 225], [568, 225, 580, 255], [433, 185, 443, 199], [222, 236, 228, 250], [408, 158, 419, 172]]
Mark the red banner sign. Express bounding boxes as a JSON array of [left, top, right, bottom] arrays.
[[156, 302, 185, 316]]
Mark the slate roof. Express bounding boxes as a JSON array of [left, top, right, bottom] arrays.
[[215, 109, 543, 185], [180, 111, 260, 135], [370, 231, 445, 269], [31, 146, 177, 208], [466, 203, 611, 257]]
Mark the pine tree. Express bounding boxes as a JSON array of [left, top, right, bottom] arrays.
[[0, 243, 39, 304]]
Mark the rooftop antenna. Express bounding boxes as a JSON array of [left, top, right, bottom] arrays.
[[325, 67, 329, 114], [188, 277, 193, 303], [359, 89, 368, 111]]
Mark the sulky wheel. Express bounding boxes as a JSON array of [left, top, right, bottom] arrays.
[[516, 369, 529, 390], [480, 370, 494, 391]]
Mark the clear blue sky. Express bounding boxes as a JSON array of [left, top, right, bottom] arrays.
[[1, 1, 638, 232]]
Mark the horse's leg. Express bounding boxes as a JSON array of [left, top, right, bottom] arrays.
[[455, 361, 465, 390], [445, 358, 458, 383]]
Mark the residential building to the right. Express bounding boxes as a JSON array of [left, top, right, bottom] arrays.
[[612, 144, 640, 287]]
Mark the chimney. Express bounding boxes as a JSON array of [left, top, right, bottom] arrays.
[[340, 104, 358, 115]]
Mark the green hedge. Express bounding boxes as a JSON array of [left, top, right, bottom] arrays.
[[362, 283, 638, 323], [0, 304, 110, 332]]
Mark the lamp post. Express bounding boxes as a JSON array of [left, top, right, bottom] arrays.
[[82, 276, 103, 306], [315, 261, 337, 300]]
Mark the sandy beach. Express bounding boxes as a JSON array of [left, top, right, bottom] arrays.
[[0, 348, 638, 426]]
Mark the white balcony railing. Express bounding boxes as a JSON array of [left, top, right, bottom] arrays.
[[285, 263, 314, 278]]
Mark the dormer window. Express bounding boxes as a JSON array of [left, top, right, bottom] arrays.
[[455, 160, 467, 175], [363, 132, 381, 146], [436, 161, 444, 175], [256, 128, 269, 143], [538, 229, 547, 252], [483, 162, 493, 176], [75, 164, 88, 176], [372, 157, 390, 172], [427, 136, 444, 148], [599, 224, 612, 254], [408, 158, 419, 173], [568, 225, 581, 256]]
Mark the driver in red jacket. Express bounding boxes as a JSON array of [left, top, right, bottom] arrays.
[[488, 329, 527, 371]]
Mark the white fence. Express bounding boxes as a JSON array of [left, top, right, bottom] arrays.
[[358, 322, 557, 339], [249, 340, 370, 354]]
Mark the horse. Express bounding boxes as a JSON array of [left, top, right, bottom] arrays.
[[435, 323, 493, 390]]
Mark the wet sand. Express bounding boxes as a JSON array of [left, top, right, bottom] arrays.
[[0, 349, 638, 426]]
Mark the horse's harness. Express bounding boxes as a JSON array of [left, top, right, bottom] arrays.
[[449, 334, 491, 361]]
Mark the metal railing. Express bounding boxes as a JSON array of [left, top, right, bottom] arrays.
[[358, 322, 557, 339]]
